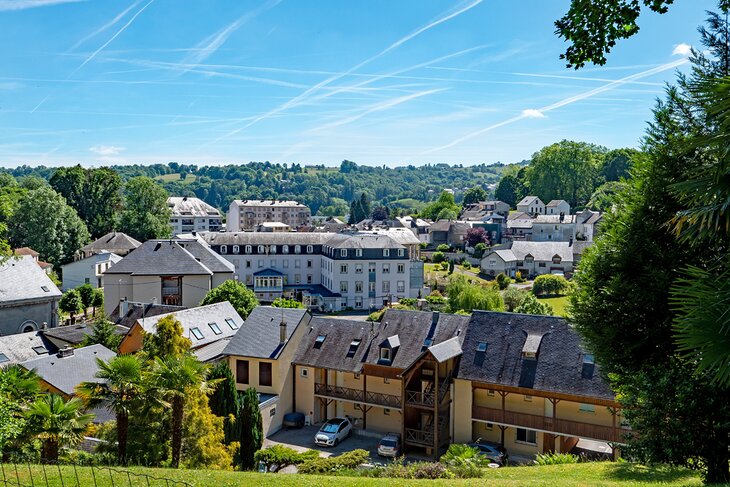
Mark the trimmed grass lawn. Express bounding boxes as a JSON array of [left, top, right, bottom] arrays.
[[0, 463, 702, 487], [155, 173, 197, 183], [539, 295, 570, 317]]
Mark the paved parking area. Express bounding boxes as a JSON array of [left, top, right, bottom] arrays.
[[264, 425, 381, 459]]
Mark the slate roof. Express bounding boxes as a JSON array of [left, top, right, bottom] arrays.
[[194, 337, 231, 363], [104, 239, 234, 276], [293, 309, 470, 373], [21, 344, 116, 396], [168, 196, 221, 217], [200, 232, 331, 246], [570, 241, 594, 257], [0, 256, 62, 305], [517, 196, 541, 207], [546, 200, 568, 207], [325, 233, 405, 250], [0, 330, 57, 365], [112, 302, 185, 328], [222, 306, 310, 359], [137, 301, 243, 349], [533, 214, 577, 224], [232, 199, 308, 208], [41, 323, 128, 347], [508, 211, 532, 221], [455, 311, 615, 401], [506, 241, 574, 262], [80, 232, 141, 255]]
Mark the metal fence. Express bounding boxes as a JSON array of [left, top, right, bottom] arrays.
[[0, 462, 193, 487]]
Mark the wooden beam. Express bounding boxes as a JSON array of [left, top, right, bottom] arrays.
[[472, 381, 618, 408]]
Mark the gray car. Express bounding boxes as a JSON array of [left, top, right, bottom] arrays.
[[314, 417, 352, 447]]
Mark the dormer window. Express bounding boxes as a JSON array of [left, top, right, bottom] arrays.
[[225, 318, 238, 330], [283, 245, 289, 254], [307, 245, 313, 253], [355, 249, 362, 257], [270, 246, 276, 254], [221, 245, 228, 254], [340, 249, 347, 257], [258, 245, 265, 254], [379, 347, 391, 361], [232, 245, 239, 253], [295, 245, 301, 254], [314, 334, 326, 348], [552, 255, 562, 264], [245, 245, 252, 254], [383, 249, 390, 257], [524, 254, 533, 263], [348, 339, 361, 357], [398, 248, 404, 257]]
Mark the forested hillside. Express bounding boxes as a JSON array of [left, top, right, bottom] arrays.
[[1, 160, 508, 216]]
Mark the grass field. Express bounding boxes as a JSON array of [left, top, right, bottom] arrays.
[[0, 462, 702, 487], [155, 173, 197, 183], [539, 295, 570, 317]]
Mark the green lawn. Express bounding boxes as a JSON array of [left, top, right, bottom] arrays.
[[0, 463, 702, 487], [539, 295, 570, 317], [155, 173, 197, 183]]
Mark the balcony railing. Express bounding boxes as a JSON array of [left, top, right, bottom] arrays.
[[314, 383, 401, 409], [405, 428, 433, 446], [405, 374, 452, 408], [472, 405, 631, 443]]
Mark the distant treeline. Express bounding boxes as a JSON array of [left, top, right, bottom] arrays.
[[0, 160, 509, 216]]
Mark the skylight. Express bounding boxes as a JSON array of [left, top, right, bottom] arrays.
[[583, 354, 594, 364], [41, 286, 49, 292], [190, 327, 204, 340], [209, 323, 222, 335], [314, 334, 326, 348], [0, 353, 8, 363], [347, 339, 361, 357], [476, 342, 488, 353], [32, 346, 48, 355], [225, 318, 238, 330]]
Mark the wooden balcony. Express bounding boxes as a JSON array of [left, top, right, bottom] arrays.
[[472, 405, 630, 443], [405, 427, 433, 446], [314, 383, 401, 409], [405, 374, 451, 408]]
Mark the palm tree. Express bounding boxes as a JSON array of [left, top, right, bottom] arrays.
[[76, 355, 145, 465], [25, 394, 94, 462], [0, 365, 41, 402], [149, 354, 211, 468]]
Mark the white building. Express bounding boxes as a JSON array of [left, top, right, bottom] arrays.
[[227, 199, 311, 231], [516, 196, 545, 215], [61, 251, 122, 290], [481, 241, 574, 278], [546, 200, 571, 215], [199, 228, 424, 311], [168, 196, 222, 234]]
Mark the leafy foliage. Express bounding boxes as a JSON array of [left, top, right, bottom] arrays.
[[80, 319, 123, 350], [514, 293, 554, 316], [59, 289, 84, 323], [254, 445, 318, 472], [239, 387, 263, 471], [446, 275, 504, 313], [207, 362, 240, 445], [143, 315, 192, 359], [462, 186, 488, 206], [465, 227, 489, 247], [421, 191, 460, 220], [502, 286, 526, 312], [271, 297, 305, 308], [532, 274, 571, 296], [25, 395, 93, 462], [201, 280, 259, 320], [119, 176, 171, 241], [298, 449, 369, 474], [535, 452, 580, 465], [495, 273, 510, 290]]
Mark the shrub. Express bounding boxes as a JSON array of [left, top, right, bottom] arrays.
[[367, 309, 385, 322], [436, 244, 451, 252], [298, 449, 369, 474], [495, 273, 511, 290], [503, 287, 527, 312], [462, 261, 472, 269], [271, 297, 305, 308], [440, 261, 449, 271], [515, 293, 554, 315], [432, 251, 446, 263], [446, 275, 504, 313], [532, 274, 571, 296], [534, 452, 580, 465], [398, 298, 417, 307], [514, 271, 526, 283], [440, 444, 489, 478], [410, 462, 450, 479], [474, 242, 488, 259], [254, 445, 318, 472]]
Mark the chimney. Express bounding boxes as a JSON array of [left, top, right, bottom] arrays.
[[119, 298, 129, 319], [57, 347, 74, 358], [279, 317, 287, 344]]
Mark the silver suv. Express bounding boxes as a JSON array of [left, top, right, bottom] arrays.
[[377, 432, 402, 457]]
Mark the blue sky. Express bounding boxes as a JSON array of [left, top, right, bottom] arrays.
[[0, 0, 712, 167]]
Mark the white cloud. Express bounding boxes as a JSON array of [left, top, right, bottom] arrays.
[[521, 109, 545, 119], [89, 145, 125, 156], [672, 43, 692, 57], [0, 0, 83, 11]]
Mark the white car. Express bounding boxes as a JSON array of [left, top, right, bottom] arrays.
[[314, 417, 352, 447]]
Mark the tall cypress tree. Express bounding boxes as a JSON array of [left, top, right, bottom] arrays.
[[239, 387, 263, 471], [207, 362, 241, 444]]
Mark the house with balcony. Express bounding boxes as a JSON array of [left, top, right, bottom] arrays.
[[452, 311, 628, 458], [292, 309, 470, 457], [102, 238, 234, 313], [223, 306, 312, 436]]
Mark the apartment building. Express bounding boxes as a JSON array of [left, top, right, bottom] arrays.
[[227, 199, 311, 231], [199, 228, 424, 311], [102, 238, 234, 312], [168, 196, 222, 234]]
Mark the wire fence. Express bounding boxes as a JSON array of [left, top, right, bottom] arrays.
[[0, 461, 193, 487]]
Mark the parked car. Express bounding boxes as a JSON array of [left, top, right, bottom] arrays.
[[314, 417, 352, 447], [469, 441, 509, 465], [377, 432, 402, 457], [283, 412, 305, 429]]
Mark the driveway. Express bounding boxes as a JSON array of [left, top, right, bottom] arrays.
[[264, 425, 381, 459]]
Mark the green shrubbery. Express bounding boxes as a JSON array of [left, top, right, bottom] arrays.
[[436, 244, 451, 252], [271, 297, 305, 308], [534, 452, 580, 465], [298, 449, 369, 474], [532, 274, 571, 296], [515, 271, 526, 283], [254, 445, 318, 472], [367, 309, 385, 322], [496, 273, 511, 290], [398, 298, 417, 307], [440, 261, 449, 271], [432, 251, 446, 263]]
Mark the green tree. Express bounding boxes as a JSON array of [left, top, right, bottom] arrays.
[[207, 362, 240, 445], [601, 148, 638, 182], [201, 280, 258, 320], [514, 293, 553, 315], [59, 289, 84, 325], [502, 286, 526, 312], [495, 173, 523, 208], [587, 181, 626, 212], [348, 192, 371, 224], [143, 315, 192, 359], [421, 191, 460, 220], [181, 388, 234, 469], [446, 275, 504, 313], [119, 177, 171, 241], [555, 0, 674, 68], [25, 394, 93, 462], [254, 445, 318, 473], [150, 354, 211, 469], [91, 288, 104, 316], [526, 140, 606, 208], [77, 283, 94, 318], [271, 297, 305, 308], [462, 186, 488, 206], [532, 274, 571, 297], [9, 187, 89, 267], [80, 319, 123, 350], [0, 366, 39, 454], [77, 354, 146, 464], [239, 387, 263, 471]]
